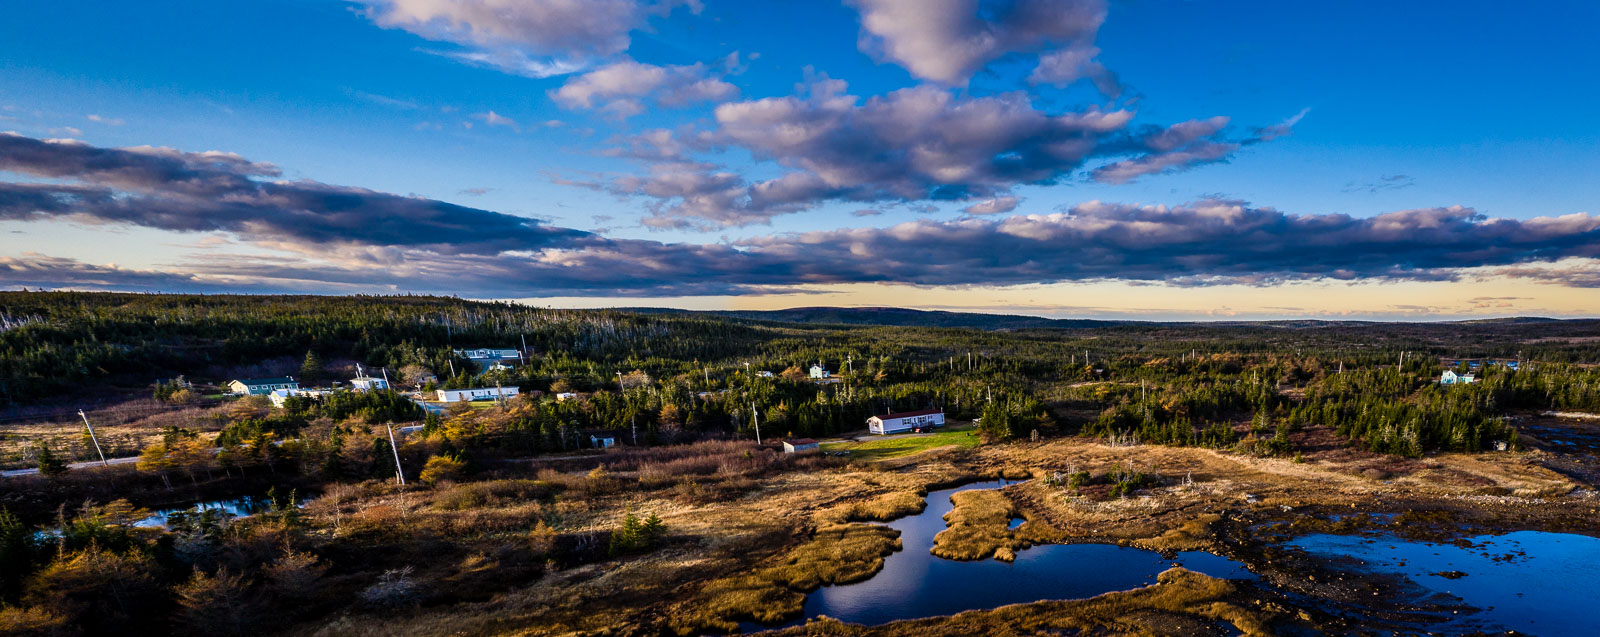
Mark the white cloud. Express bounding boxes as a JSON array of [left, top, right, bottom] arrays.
[[552, 59, 737, 118], [848, 0, 1106, 85]]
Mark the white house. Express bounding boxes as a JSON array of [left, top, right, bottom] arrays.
[[454, 348, 520, 370], [783, 438, 820, 453], [229, 377, 298, 396], [756, 370, 775, 378], [590, 435, 616, 448], [268, 387, 325, 408], [809, 364, 830, 379], [350, 376, 389, 392], [867, 408, 946, 435], [435, 386, 520, 402], [1440, 370, 1478, 385]]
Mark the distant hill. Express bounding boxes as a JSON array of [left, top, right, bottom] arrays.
[[619, 306, 1134, 330], [620, 307, 1582, 332]]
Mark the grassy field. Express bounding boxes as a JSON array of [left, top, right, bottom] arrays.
[[821, 423, 982, 460]]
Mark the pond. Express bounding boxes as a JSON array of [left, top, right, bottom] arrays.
[[135, 494, 306, 528], [1290, 531, 1600, 636], [746, 480, 1256, 630]]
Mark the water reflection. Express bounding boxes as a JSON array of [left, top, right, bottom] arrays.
[[1290, 531, 1600, 636], [750, 480, 1256, 629]]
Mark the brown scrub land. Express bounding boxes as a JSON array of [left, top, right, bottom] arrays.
[[266, 419, 1594, 637]]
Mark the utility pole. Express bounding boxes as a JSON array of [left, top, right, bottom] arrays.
[[385, 424, 406, 485], [751, 401, 762, 445], [380, 367, 390, 389], [520, 334, 528, 365], [77, 410, 107, 467]]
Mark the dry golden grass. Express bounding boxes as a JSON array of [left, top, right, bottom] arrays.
[[840, 489, 928, 521], [930, 489, 1016, 561], [672, 523, 902, 633], [1140, 513, 1222, 552], [764, 567, 1281, 636], [265, 431, 1591, 637]]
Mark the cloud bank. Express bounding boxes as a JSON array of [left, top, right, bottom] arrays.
[[591, 77, 1281, 229], [4, 133, 1598, 297]]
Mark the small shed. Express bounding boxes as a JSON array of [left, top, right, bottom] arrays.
[[783, 438, 820, 454]]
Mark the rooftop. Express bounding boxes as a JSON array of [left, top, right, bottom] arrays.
[[872, 408, 943, 420]]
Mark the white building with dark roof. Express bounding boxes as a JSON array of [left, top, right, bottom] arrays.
[[867, 408, 945, 435]]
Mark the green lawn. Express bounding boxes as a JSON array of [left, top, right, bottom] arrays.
[[820, 424, 981, 460]]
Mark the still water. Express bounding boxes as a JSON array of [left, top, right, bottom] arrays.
[[749, 481, 1255, 630], [1290, 531, 1600, 637], [135, 495, 301, 527]]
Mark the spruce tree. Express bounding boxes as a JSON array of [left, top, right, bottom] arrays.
[[35, 444, 68, 477], [299, 350, 323, 385]]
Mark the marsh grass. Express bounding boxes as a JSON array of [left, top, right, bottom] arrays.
[[765, 567, 1280, 636], [1140, 513, 1222, 551], [840, 489, 929, 522], [930, 489, 1020, 561], [673, 523, 903, 633]]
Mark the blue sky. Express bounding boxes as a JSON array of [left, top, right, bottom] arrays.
[[1, 0, 1597, 319]]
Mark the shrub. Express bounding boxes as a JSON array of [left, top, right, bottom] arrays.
[[0, 606, 70, 637], [174, 567, 259, 635], [23, 545, 161, 632], [431, 479, 554, 510], [360, 566, 419, 608], [419, 453, 466, 485], [263, 549, 327, 602]]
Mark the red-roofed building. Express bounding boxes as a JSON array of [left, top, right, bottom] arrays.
[[867, 408, 945, 435], [783, 438, 820, 453]]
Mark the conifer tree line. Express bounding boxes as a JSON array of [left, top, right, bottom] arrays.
[[2, 292, 1598, 462]]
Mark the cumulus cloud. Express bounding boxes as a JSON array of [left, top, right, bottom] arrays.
[[594, 77, 1219, 227], [6, 133, 1598, 297], [1029, 44, 1120, 96], [358, 0, 699, 76], [552, 59, 737, 118], [847, 0, 1107, 85]]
